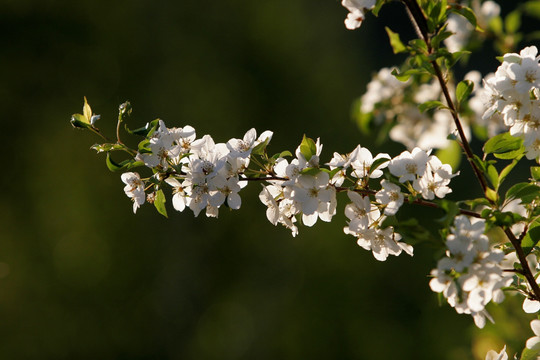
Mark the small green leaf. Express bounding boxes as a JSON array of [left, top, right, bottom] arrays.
[[138, 139, 152, 154], [505, 10, 521, 34], [154, 189, 168, 218], [521, 346, 540, 360], [489, 16, 503, 35], [485, 188, 498, 203], [390, 68, 426, 82], [524, 1, 540, 20], [464, 197, 491, 210], [279, 150, 293, 158], [431, 29, 452, 50], [70, 114, 92, 129], [498, 156, 523, 187], [483, 133, 523, 156], [444, 50, 470, 68], [472, 154, 487, 173], [125, 123, 154, 136], [106, 153, 124, 172], [418, 100, 446, 113], [435, 141, 462, 172], [300, 167, 321, 176], [531, 166, 540, 181], [299, 135, 317, 162], [251, 138, 269, 156], [370, 157, 390, 175], [505, 183, 540, 204], [83, 97, 92, 121], [106, 153, 143, 172], [371, 0, 385, 17], [486, 164, 499, 189], [449, 5, 477, 28], [456, 80, 474, 105], [320, 167, 341, 179], [385, 27, 407, 54], [522, 223, 540, 255]]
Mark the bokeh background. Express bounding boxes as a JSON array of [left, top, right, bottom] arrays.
[[0, 1, 535, 359]]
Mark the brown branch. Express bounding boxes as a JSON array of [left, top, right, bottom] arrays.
[[401, 0, 489, 195], [505, 228, 540, 301]]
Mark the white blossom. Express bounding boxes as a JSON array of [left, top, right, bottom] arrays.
[[526, 319, 540, 350], [375, 180, 403, 215], [121, 172, 146, 213]]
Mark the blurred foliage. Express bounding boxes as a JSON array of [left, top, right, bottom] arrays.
[[0, 0, 534, 359]]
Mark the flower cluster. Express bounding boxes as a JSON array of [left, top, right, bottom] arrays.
[[114, 114, 459, 262], [444, 0, 501, 52], [359, 67, 470, 151], [429, 216, 513, 328], [480, 46, 540, 162], [123, 120, 273, 217]]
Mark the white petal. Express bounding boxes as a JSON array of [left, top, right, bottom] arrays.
[[523, 298, 540, 313]]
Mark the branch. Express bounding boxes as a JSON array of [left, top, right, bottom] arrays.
[[505, 228, 540, 301], [400, 0, 489, 195]]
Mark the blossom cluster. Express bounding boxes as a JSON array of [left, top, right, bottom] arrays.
[[116, 116, 459, 262], [429, 216, 513, 328], [359, 67, 470, 151], [122, 120, 272, 216], [476, 46, 540, 162]]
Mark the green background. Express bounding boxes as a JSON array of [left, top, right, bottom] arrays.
[[0, 1, 533, 359]]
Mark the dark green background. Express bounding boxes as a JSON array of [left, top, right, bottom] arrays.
[[0, 1, 532, 359]]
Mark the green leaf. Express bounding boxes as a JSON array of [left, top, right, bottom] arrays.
[[483, 133, 523, 157], [372, 0, 385, 17], [472, 154, 487, 173], [505, 183, 540, 204], [251, 138, 269, 156], [524, 1, 540, 20], [154, 189, 168, 218], [521, 346, 540, 360], [464, 197, 491, 210], [105, 153, 144, 172], [138, 139, 152, 154], [300, 167, 321, 176], [489, 16, 503, 35], [505, 10, 521, 34], [522, 223, 540, 255], [418, 100, 446, 113], [70, 114, 92, 129], [370, 157, 390, 175], [485, 188, 498, 203], [431, 28, 452, 50], [444, 50, 470, 68], [385, 27, 407, 54], [486, 164, 499, 189], [492, 211, 523, 227], [449, 5, 477, 28], [456, 80, 474, 105], [434, 141, 462, 172], [299, 135, 317, 162], [321, 167, 341, 179], [498, 156, 523, 187], [390, 68, 426, 82], [83, 96, 92, 121], [531, 166, 540, 181]]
